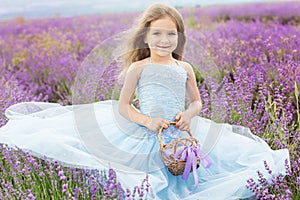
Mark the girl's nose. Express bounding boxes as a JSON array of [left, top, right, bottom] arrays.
[[160, 34, 170, 43]]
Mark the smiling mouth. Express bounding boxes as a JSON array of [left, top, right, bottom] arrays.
[[156, 46, 171, 49]]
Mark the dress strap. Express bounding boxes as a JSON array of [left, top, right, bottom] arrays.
[[149, 57, 152, 64], [174, 59, 179, 66]]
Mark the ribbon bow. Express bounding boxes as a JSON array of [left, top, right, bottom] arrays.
[[175, 143, 212, 189]]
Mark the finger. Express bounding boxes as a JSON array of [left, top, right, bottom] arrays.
[[184, 125, 191, 132], [179, 123, 189, 131], [163, 119, 167, 126], [175, 120, 181, 128], [166, 120, 172, 128], [163, 122, 168, 128], [180, 124, 187, 131], [157, 124, 163, 132], [175, 112, 182, 121], [185, 126, 190, 132], [181, 126, 189, 132], [178, 118, 187, 129], [177, 118, 184, 126]]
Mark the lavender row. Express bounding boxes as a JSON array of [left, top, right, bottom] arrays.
[[187, 4, 300, 199], [0, 145, 152, 199], [190, 1, 300, 25]]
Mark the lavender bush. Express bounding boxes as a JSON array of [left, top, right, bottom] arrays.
[[0, 145, 152, 199], [186, 2, 300, 199], [0, 1, 299, 199]]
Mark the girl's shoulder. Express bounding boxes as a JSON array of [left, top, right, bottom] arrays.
[[131, 58, 150, 68], [177, 60, 194, 75], [126, 58, 150, 78]]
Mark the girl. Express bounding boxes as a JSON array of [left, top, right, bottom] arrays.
[[0, 3, 290, 200], [118, 4, 201, 134]]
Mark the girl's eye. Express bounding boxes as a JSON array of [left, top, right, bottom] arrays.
[[169, 32, 177, 36], [153, 32, 160, 35]]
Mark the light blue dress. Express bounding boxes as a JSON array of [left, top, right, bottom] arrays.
[[0, 62, 290, 200]]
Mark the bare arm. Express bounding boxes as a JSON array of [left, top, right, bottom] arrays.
[[184, 63, 203, 117], [175, 62, 202, 130], [118, 64, 151, 127]]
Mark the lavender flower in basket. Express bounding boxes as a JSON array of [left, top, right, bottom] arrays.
[[158, 122, 212, 188]]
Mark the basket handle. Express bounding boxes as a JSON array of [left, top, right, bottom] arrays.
[[157, 121, 194, 151]]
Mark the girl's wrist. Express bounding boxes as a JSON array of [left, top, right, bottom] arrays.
[[184, 109, 194, 120], [188, 101, 202, 116], [142, 116, 152, 127]]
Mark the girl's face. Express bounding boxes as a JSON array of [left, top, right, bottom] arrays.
[[145, 17, 178, 58]]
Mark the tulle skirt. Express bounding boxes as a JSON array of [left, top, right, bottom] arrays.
[[0, 101, 290, 200]]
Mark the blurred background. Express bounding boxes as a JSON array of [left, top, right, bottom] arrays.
[[0, 0, 294, 20]]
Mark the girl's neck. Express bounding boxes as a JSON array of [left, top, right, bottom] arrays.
[[150, 56, 175, 65]]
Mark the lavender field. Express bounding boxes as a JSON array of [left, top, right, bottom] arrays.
[[0, 1, 300, 199]]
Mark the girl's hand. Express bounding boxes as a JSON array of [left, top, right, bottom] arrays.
[[175, 111, 192, 132], [145, 117, 170, 133]]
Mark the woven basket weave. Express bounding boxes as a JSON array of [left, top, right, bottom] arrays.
[[158, 122, 200, 176]]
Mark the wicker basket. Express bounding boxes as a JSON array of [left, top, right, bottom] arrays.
[[157, 122, 200, 176]]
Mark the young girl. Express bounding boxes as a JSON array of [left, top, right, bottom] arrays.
[[0, 3, 290, 200]]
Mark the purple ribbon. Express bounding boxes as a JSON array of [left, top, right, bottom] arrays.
[[175, 144, 212, 189]]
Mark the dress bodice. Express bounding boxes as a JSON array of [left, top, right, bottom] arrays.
[[137, 63, 187, 121]]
